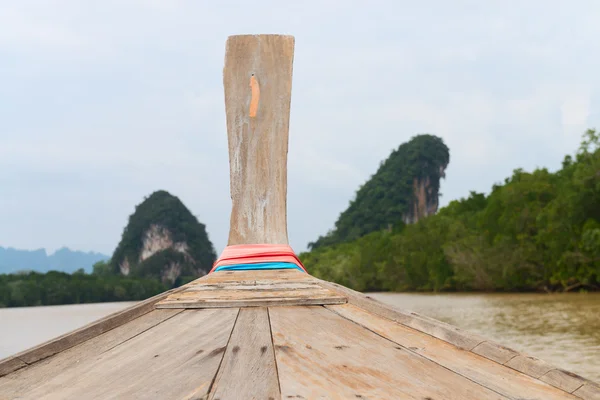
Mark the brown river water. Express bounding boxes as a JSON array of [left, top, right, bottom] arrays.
[[370, 292, 600, 382], [0, 293, 598, 382]]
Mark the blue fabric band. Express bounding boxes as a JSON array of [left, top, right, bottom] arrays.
[[213, 262, 305, 272]]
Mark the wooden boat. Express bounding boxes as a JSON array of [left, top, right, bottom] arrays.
[[1, 34, 599, 400]]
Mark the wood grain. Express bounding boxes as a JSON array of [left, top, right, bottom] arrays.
[[156, 296, 346, 309], [328, 303, 578, 400], [0, 357, 26, 378], [156, 270, 346, 309], [223, 34, 295, 246], [192, 269, 313, 285], [185, 281, 319, 291], [573, 382, 600, 400], [472, 341, 520, 364], [0, 309, 182, 398], [14, 309, 238, 400], [269, 305, 507, 400], [315, 278, 487, 350], [505, 355, 554, 378], [540, 369, 588, 393], [157, 287, 344, 306], [0, 286, 183, 372], [208, 308, 279, 399], [315, 277, 600, 398]]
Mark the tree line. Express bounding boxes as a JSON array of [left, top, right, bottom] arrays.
[[301, 129, 600, 293], [3, 130, 597, 307], [0, 262, 171, 307]]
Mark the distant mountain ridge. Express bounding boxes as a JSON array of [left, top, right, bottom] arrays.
[[0, 246, 110, 274]]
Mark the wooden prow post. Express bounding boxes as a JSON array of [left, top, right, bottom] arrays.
[[223, 34, 295, 246]]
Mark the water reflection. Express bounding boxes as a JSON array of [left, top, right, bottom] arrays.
[[370, 292, 600, 382]]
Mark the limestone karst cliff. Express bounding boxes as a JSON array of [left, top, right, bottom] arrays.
[[308, 134, 449, 250], [402, 164, 447, 224], [111, 190, 216, 286]]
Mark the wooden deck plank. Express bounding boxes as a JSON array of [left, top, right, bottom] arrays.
[[191, 269, 313, 285], [328, 303, 578, 400], [0, 309, 182, 398], [169, 287, 336, 298], [541, 369, 589, 393], [157, 273, 346, 309], [315, 278, 487, 350], [13, 309, 238, 400], [505, 355, 554, 378], [269, 305, 508, 400], [185, 282, 319, 291], [156, 296, 346, 309], [0, 287, 183, 372], [314, 274, 600, 398], [472, 341, 520, 364], [0, 357, 26, 378], [574, 382, 600, 400], [208, 308, 280, 400]]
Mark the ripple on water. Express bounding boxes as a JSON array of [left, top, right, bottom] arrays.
[[369, 292, 600, 383]]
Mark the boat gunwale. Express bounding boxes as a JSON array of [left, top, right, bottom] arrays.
[[1, 270, 599, 399], [314, 276, 600, 399], [0, 283, 190, 377]]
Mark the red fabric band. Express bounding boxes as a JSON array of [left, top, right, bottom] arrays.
[[210, 244, 307, 273]]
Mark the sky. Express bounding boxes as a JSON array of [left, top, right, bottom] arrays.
[[1, 1, 600, 256]]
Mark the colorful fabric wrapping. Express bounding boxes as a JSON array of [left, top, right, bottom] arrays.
[[209, 244, 307, 273], [213, 262, 305, 272]]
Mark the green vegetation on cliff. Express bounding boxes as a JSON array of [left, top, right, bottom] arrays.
[[302, 129, 600, 293], [309, 134, 450, 250], [111, 190, 216, 285], [0, 190, 218, 307]]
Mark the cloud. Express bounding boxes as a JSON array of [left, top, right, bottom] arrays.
[[1, 0, 600, 255]]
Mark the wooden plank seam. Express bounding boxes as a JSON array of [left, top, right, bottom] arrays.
[[269, 305, 508, 399], [267, 307, 283, 396], [207, 308, 280, 399], [324, 305, 513, 400], [315, 277, 600, 399], [0, 282, 192, 376], [96, 309, 185, 356], [206, 308, 241, 398]]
